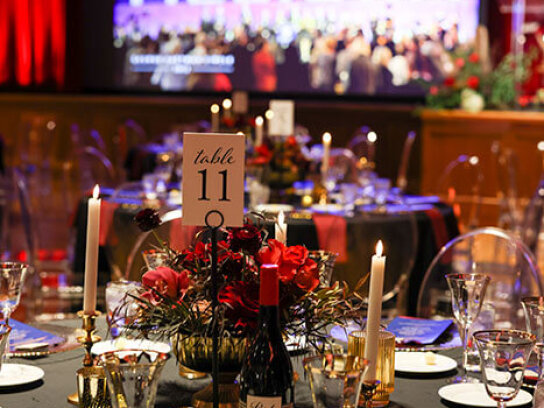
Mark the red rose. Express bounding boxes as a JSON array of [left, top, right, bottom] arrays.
[[443, 77, 455, 87], [455, 57, 465, 68], [228, 224, 262, 255], [468, 53, 479, 63], [257, 239, 284, 265], [519, 95, 531, 107], [221, 251, 244, 279], [429, 86, 439, 95], [466, 76, 480, 90], [278, 245, 309, 284], [218, 281, 259, 329], [142, 267, 191, 301], [294, 258, 320, 292]]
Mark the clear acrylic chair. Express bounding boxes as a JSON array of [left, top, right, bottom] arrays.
[[347, 126, 376, 170], [437, 154, 484, 232], [491, 141, 520, 233], [396, 131, 416, 193], [417, 227, 543, 330], [122, 209, 198, 281], [76, 146, 116, 193], [325, 148, 359, 187]]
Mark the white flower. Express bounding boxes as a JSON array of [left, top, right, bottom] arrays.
[[460, 88, 485, 113]]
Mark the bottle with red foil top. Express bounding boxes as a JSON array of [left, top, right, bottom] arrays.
[[239, 264, 294, 408]]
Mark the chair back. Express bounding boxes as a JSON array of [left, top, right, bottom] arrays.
[[122, 209, 198, 281], [492, 141, 520, 232], [396, 131, 416, 193], [437, 154, 483, 232], [327, 148, 359, 184], [347, 126, 376, 169], [416, 227, 543, 330], [0, 167, 37, 265], [76, 146, 116, 192]]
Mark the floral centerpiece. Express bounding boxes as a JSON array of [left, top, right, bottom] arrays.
[[131, 208, 363, 347], [422, 49, 536, 111], [247, 136, 311, 189], [128, 208, 364, 407]]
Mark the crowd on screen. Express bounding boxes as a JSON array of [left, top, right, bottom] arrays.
[[115, 17, 464, 94]]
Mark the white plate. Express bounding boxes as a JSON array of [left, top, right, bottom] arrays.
[[395, 352, 457, 374], [91, 339, 171, 356], [254, 204, 294, 214], [0, 364, 45, 387], [438, 383, 533, 407]]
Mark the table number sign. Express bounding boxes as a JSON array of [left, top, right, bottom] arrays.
[[182, 132, 245, 227], [232, 91, 249, 114], [268, 99, 294, 136]]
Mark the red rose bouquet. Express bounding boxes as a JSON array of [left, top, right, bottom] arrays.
[[127, 210, 365, 350]]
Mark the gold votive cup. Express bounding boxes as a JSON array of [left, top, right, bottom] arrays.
[[76, 366, 111, 408], [348, 330, 395, 407]]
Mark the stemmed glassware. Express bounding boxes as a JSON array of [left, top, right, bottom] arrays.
[[0, 261, 30, 325], [100, 349, 170, 408], [0, 262, 30, 361], [445, 273, 490, 383], [474, 330, 535, 408], [521, 296, 544, 403]]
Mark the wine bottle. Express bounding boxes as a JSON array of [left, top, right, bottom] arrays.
[[239, 264, 294, 408]]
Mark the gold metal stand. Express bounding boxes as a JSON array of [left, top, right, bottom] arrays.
[[361, 380, 380, 408], [67, 310, 103, 406]]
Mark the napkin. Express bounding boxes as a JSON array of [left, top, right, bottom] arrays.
[[8, 320, 65, 352], [387, 316, 453, 345], [312, 213, 347, 262]]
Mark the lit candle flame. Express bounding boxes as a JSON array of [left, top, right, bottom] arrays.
[[210, 104, 220, 114], [375, 240, 383, 257], [265, 109, 274, 120], [222, 98, 232, 110], [92, 184, 100, 199], [255, 116, 264, 126], [368, 131, 377, 143], [322, 132, 332, 145]]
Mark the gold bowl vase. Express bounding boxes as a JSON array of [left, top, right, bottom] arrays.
[[173, 335, 247, 408]]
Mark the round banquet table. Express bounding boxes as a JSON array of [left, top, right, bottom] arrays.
[[72, 194, 459, 316], [0, 317, 506, 408]]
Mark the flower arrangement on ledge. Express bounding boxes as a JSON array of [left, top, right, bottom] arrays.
[[423, 48, 536, 112], [129, 209, 365, 351]]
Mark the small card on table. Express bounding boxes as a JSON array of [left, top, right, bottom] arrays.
[[386, 316, 453, 345], [182, 132, 245, 227]]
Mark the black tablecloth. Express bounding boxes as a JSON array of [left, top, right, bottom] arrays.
[[0, 317, 499, 408]]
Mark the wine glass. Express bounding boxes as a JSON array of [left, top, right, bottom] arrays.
[[474, 330, 535, 408], [0, 261, 31, 360], [445, 273, 490, 383], [0, 262, 31, 325], [521, 297, 544, 396]]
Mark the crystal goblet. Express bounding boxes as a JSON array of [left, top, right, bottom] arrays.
[[474, 330, 535, 408], [105, 280, 142, 338], [100, 349, 170, 408], [0, 261, 31, 361], [521, 296, 544, 403], [0, 261, 31, 325], [304, 354, 368, 408], [445, 273, 490, 383]]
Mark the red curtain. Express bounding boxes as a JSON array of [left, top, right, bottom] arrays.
[[0, 0, 66, 87]]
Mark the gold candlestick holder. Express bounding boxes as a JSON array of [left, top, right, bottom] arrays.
[[361, 380, 381, 408], [68, 310, 110, 407]]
